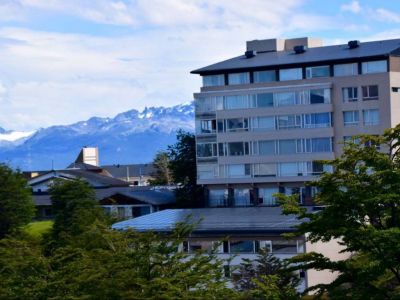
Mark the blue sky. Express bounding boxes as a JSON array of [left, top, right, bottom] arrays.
[[0, 0, 400, 131]]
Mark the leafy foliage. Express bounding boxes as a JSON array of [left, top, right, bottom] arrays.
[[167, 130, 204, 207], [0, 163, 35, 238], [149, 151, 173, 185], [279, 126, 400, 299], [234, 248, 300, 299]]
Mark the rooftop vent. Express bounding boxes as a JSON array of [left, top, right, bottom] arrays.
[[245, 50, 257, 58], [348, 40, 360, 49], [293, 45, 307, 54]]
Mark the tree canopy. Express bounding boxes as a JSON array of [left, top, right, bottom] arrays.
[[280, 125, 400, 299], [0, 164, 35, 238]]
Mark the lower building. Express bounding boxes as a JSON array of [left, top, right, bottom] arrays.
[[112, 207, 348, 292]]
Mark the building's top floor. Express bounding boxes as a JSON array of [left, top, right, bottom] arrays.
[[191, 37, 400, 75]]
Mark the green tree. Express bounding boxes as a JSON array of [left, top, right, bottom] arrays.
[[48, 178, 106, 248], [279, 126, 400, 299], [0, 164, 35, 238], [234, 248, 300, 299], [149, 151, 172, 185], [168, 130, 204, 207]]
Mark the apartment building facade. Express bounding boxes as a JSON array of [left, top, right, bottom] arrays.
[[191, 37, 400, 207]]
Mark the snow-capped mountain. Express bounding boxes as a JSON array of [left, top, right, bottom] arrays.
[[0, 102, 194, 170]]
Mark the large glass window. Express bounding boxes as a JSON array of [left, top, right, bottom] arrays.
[[334, 63, 358, 76], [253, 163, 277, 177], [362, 60, 387, 74], [227, 142, 249, 156], [255, 93, 274, 107], [303, 112, 331, 128], [275, 92, 297, 106], [188, 240, 214, 253], [343, 110, 359, 126], [197, 119, 216, 134], [258, 187, 278, 206], [310, 89, 330, 104], [209, 189, 227, 207], [279, 139, 297, 155], [362, 85, 379, 100], [308, 138, 332, 152], [230, 241, 254, 253], [224, 95, 249, 109], [271, 240, 298, 253], [233, 188, 251, 206], [197, 164, 217, 179], [227, 164, 251, 178], [279, 162, 302, 176], [363, 109, 379, 125], [306, 66, 330, 78], [197, 143, 217, 157], [228, 72, 250, 85], [251, 116, 275, 131], [226, 118, 249, 132], [254, 70, 276, 83], [203, 75, 225, 87], [257, 140, 276, 155], [277, 115, 302, 130], [279, 68, 302, 81], [342, 87, 358, 102]]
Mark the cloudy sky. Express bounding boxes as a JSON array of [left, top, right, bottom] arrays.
[[0, 0, 400, 131]]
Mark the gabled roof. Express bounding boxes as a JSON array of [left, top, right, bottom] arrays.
[[191, 38, 400, 74], [33, 186, 175, 206], [112, 207, 303, 234], [28, 169, 129, 188]]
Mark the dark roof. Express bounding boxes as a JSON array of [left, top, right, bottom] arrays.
[[191, 38, 400, 74], [66, 162, 104, 171], [102, 164, 156, 178], [32, 186, 175, 206], [112, 207, 303, 234]]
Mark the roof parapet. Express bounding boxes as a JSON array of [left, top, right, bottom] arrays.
[[246, 37, 323, 53]]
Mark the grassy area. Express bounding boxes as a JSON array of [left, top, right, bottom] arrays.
[[23, 220, 53, 238]]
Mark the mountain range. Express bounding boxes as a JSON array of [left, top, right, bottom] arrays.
[[0, 103, 194, 170]]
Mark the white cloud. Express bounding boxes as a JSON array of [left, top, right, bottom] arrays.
[[374, 8, 400, 23], [341, 1, 361, 14]]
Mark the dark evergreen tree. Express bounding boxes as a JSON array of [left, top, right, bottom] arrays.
[[148, 151, 172, 185], [0, 164, 35, 238]]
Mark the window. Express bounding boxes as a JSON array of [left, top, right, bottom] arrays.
[[208, 189, 227, 207], [306, 66, 330, 78], [197, 119, 216, 134], [303, 112, 331, 128], [227, 164, 251, 178], [254, 70, 276, 83], [279, 68, 302, 81], [258, 188, 278, 206], [271, 240, 298, 253], [251, 116, 275, 131], [197, 143, 217, 157], [203, 74, 224, 87], [230, 241, 254, 253], [117, 207, 125, 218], [226, 118, 249, 132], [343, 111, 359, 126], [233, 189, 251, 206], [275, 92, 297, 106], [306, 161, 332, 175], [228, 72, 250, 85], [344, 136, 360, 144], [257, 140, 276, 155], [277, 115, 302, 130], [253, 163, 277, 177], [224, 95, 249, 109], [279, 139, 297, 155], [342, 87, 358, 102], [197, 164, 218, 179], [255, 93, 274, 107], [227, 142, 249, 156], [363, 109, 379, 125], [362, 60, 387, 74], [188, 240, 214, 253], [362, 85, 378, 100], [310, 89, 330, 104], [279, 162, 303, 176], [334, 63, 358, 76], [308, 138, 332, 152]]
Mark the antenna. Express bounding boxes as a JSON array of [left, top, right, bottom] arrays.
[[51, 159, 54, 171]]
